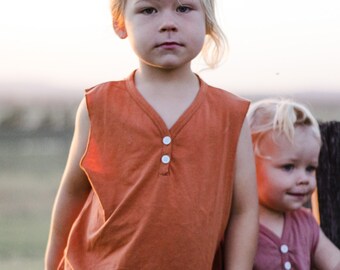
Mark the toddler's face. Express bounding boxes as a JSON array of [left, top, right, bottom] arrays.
[[255, 126, 321, 213]]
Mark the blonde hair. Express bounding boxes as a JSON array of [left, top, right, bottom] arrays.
[[110, 0, 227, 68], [247, 98, 321, 157]]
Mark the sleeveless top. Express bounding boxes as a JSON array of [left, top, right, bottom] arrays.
[[61, 71, 250, 269], [253, 208, 320, 270]]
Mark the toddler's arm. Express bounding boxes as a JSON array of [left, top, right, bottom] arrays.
[[313, 229, 340, 270], [45, 99, 92, 270], [224, 119, 259, 269]]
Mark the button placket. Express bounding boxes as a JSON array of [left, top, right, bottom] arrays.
[[280, 244, 291, 270], [159, 135, 172, 175]]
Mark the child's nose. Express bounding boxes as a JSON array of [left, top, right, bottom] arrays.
[[296, 171, 313, 185], [297, 177, 309, 185], [159, 12, 178, 32], [160, 24, 177, 32]]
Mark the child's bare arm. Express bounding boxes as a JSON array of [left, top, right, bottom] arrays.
[[313, 229, 340, 270], [45, 99, 92, 270], [224, 119, 259, 269]]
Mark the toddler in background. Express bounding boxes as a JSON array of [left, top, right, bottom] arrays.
[[248, 98, 340, 270]]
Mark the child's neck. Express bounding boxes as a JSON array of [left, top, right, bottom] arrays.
[[259, 205, 285, 238], [135, 64, 196, 87], [134, 66, 200, 130]]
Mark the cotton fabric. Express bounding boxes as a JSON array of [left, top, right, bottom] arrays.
[[60, 71, 250, 270], [253, 208, 320, 270]]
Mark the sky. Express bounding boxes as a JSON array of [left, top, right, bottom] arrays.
[[0, 0, 340, 102]]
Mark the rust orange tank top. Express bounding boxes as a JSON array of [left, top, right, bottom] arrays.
[[61, 71, 250, 269]]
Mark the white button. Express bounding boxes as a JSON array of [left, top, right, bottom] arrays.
[[280, 244, 289, 254], [162, 136, 172, 145], [161, 155, 171, 164], [284, 261, 291, 270]]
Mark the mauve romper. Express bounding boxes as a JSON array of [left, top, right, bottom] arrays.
[[253, 208, 320, 270]]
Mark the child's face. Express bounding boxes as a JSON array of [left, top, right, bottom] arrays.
[[117, 0, 206, 70], [255, 126, 321, 214]]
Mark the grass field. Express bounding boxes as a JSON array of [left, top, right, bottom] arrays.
[[0, 134, 72, 269], [0, 96, 339, 269]]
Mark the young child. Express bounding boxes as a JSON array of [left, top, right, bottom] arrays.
[[45, 0, 259, 269], [248, 98, 340, 270]]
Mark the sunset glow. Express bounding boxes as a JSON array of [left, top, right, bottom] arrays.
[[0, 0, 339, 99]]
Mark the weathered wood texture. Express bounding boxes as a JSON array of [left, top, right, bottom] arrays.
[[316, 121, 340, 248]]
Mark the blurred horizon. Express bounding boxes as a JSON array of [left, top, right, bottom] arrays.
[[1, 85, 339, 137], [1, 80, 340, 105]]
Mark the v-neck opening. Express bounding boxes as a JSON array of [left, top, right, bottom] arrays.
[[260, 213, 287, 243], [125, 70, 206, 138]]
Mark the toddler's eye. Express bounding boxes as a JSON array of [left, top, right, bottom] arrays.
[[306, 165, 317, 173], [281, 164, 294, 172], [141, 7, 157, 15], [176, 5, 191, 13]]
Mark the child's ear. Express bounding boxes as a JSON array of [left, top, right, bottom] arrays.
[[113, 21, 127, 39]]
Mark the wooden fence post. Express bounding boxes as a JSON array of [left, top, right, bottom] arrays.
[[316, 121, 340, 248]]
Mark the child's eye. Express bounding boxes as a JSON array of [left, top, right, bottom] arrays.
[[176, 5, 191, 13], [141, 7, 157, 15], [281, 164, 294, 172], [306, 165, 317, 173]]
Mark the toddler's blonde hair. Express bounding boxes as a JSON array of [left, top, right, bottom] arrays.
[[247, 98, 321, 157], [110, 0, 227, 68]]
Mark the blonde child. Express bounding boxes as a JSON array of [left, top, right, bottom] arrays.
[[45, 0, 259, 269], [248, 98, 340, 270]]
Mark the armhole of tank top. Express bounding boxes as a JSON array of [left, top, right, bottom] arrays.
[[79, 91, 92, 173]]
